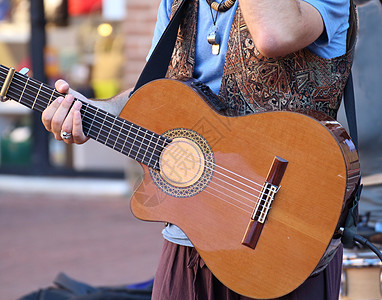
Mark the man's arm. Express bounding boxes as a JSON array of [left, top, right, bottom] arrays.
[[239, 0, 324, 57], [41, 79, 131, 144]]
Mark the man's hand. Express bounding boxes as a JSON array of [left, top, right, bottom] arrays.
[[41, 79, 89, 144]]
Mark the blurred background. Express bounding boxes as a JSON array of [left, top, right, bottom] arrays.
[[0, 0, 164, 299], [0, 0, 381, 299], [0, 0, 158, 176]]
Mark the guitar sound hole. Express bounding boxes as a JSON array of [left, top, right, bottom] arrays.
[[149, 128, 214, 198], [160, 137, 205, 188]]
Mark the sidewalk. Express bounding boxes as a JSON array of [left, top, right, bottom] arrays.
[[3, 174, 382, 300], [0, 176, 164, 300]]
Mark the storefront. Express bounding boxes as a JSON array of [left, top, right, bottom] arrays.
[[0, 0, 149, 177]]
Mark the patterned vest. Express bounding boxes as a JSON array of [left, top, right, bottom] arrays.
[[166, 0, 356, 120]]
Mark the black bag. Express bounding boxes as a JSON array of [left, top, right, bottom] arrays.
[[18, 272, 153, 300]]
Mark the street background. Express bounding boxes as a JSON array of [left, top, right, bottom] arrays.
[[0, 177, 164, 299]]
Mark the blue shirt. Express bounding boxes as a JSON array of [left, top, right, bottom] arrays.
[[148, 0, 350, 246], [149, 0, 350, 95]]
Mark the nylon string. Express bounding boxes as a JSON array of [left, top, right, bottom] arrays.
[[0, 69, 279, 216]]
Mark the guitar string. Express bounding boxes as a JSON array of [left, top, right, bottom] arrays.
[[203, 183, 274, 219], [6, 75, 175, 162], [203, 174, 259, 211], [1, 70, 277, 213], [1, 70, 276, 211], [2, 72, 275, 215], [3, 72, 166, 159], [1, 70, 270, 189], [203, 186, 254, 214], [2, 72, 273, 195]]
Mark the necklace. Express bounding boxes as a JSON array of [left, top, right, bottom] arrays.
[[207, 6, 221, 55], [206, 0, 236, 55], [206, 0, 236, 12]]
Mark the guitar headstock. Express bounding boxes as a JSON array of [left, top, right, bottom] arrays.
[[0, 65, 30, 102], [0, 65, 15, 102]]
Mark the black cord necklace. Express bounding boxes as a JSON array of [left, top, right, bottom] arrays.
[[205, 0, 236, 55], [207, 6, 221, 55]]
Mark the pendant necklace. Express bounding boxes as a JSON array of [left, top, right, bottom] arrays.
[[207, 7, 221, 55], [206, 0, 236, 55]]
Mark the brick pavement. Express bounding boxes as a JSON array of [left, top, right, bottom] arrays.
[[1, 174, 381, 300], [0, 189, 164, 300]]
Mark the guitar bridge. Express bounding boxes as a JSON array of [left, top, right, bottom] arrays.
[[242, 156, 288, 249], [253, 182, 280, 224]]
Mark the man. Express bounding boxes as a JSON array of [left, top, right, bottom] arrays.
[[42, 0, 356, 299]]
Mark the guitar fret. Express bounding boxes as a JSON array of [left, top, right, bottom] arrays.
[[31, 83, 43, 110], [136, 129, 147, 163], [144, 132, 158, 168], [137, 129, 149, 164], [156, 137, 168, 169], [95, 114, 109, 144], [127, 125, 148, 163], [95, 111, 107, 143], [81, 103, 91, 136], [112, 119, 125, 151], [106, 116, 117, 146], [86, 107, 99, 138], [103, 114, 118, 147], [48, 89, 55, 106], [121, 122, 133, 154], [19, 77, 30, 104], [127, 126, 141, 160]]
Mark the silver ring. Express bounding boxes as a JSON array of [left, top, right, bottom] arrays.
[[60, 130, 72, 140]]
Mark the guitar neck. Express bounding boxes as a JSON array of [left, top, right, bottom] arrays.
[[0, 65, 169, 169]]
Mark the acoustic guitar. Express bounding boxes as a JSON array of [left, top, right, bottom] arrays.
[[0, 65, 360, 299]]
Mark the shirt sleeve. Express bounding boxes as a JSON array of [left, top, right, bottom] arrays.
[[302, 0, 350, 47]]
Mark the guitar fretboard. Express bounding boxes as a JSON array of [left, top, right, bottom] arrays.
[[0, 65, 170, 169]]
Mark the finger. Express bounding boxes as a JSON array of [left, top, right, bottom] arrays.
[[55, 79, 70, 94], [60, 130, 73, 143], [41, 96, 64, 132], [51, 94, 75, 139], [72, 101, 89, 144], [60, 102, 76, 143]]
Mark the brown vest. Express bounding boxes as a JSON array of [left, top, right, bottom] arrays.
[[166, 0, 356, 120]]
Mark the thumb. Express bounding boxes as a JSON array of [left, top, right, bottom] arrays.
[[55, 79, 70, 94]]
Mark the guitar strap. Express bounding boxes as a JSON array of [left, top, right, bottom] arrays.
[[344, 73, 358, 152], [131, 0, 188, 94], [342, 71, 363, 248], [341, 0, 362, 248]]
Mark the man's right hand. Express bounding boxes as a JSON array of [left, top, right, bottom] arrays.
[[41, 79, 90, 144]]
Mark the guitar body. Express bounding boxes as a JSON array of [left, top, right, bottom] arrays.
[[121, 79, 360, 299]]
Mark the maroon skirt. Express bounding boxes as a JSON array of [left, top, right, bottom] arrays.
[[151, 239, 342, 300]]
